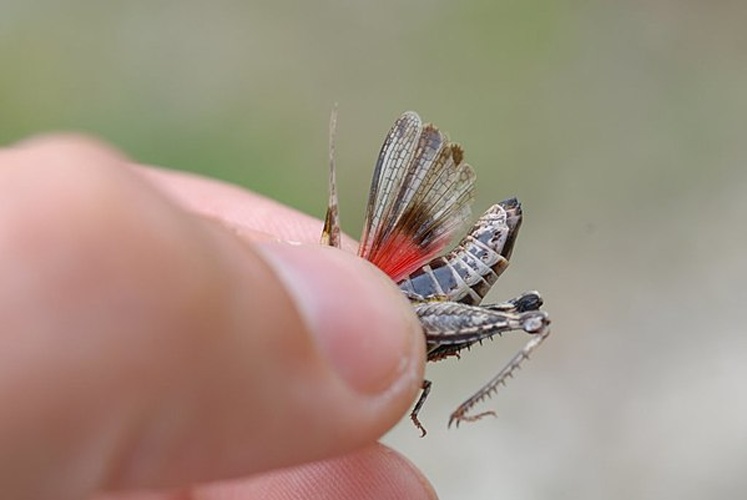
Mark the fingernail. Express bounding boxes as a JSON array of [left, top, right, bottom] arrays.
[[257, 243, 422, 395]]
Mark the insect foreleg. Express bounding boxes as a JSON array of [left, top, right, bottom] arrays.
[[410, 379, 433, 437]]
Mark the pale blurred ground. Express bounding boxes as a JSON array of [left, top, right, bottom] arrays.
[[2, 1, 746, 498]]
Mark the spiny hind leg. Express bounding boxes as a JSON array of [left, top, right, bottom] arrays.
[[413, 300, 550, 428], [448, 316, 550, 428], [415, 301, 549, 360]]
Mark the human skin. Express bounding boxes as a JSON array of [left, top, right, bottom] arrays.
[[0, 136, 436, 499]]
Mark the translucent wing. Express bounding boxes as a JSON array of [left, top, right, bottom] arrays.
[[359, 111, 476, 282]]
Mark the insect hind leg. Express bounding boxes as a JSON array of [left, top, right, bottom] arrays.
[[411, 300, 550, 431], [320, 105, 342, 248], [483, 290, 544, 314], [449, 315, 550, 428], [414, 300, 550, 429]]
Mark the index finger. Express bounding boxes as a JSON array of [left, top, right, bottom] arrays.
[[137, 166, 359, 252]]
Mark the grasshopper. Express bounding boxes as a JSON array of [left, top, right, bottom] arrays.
[[321, 110, 550, 436]]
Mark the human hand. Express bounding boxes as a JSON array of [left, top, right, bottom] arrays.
[[0, 136, 434, 499]]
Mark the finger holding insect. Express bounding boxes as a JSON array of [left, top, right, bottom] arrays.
[[0, 136, 426, 497]]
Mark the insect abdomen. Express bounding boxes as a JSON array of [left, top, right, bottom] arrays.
[[399, 198, 523, 305]]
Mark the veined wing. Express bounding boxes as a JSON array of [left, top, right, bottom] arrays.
[[359, 112, 476, 282]]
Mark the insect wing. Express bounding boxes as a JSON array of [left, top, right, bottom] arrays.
[[358, 112, 422, 257], [359, 112, 476, 281]]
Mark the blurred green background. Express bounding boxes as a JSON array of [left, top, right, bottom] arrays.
[[3, 1, 746, 498]]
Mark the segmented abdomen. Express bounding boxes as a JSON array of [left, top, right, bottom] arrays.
[[398, 198, 522, 305]]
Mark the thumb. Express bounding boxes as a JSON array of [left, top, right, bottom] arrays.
[[0, 136, 425, 498]]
